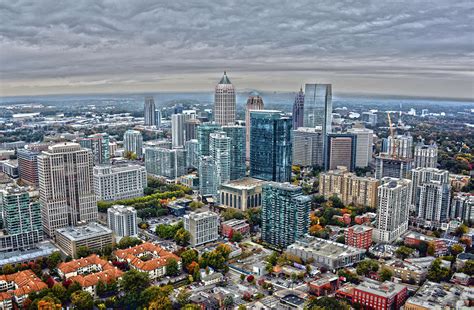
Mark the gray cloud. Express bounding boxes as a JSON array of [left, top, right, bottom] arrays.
[[0, 0, 473, 98]]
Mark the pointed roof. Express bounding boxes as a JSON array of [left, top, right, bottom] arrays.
[[218, 71, 232, 85]]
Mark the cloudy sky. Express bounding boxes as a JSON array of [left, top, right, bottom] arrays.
[[1, 0, 473, 98]]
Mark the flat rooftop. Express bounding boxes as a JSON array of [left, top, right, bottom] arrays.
[[356, 278, 406, 298], [406, 281, 473, 309], [56, 222, 112, 241], [221, 177, 265, 190], [288, 235, 365, 259]]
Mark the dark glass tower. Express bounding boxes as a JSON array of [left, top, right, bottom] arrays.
[[292, 87, 304, 130]]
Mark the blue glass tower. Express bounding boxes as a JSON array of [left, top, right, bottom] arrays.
[[222, 125, 246, 180]]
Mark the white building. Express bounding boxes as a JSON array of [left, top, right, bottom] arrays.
[[209, 131, 231, 187], [373, 178, 411, 243], [145, 147, 187, 180], [451, 192, 474, 222], [347, 127, 373, 168], [414, 143, 438, 168], [171, 113, 185, 148], [386, 134, 413, 159], [107, 205, 138, 240], [292, 127, 324, 167], [183, 211, 219, 246], [214, 72, 236, 126], [93, 164, 146, 202], [123, 130, 143, 158]]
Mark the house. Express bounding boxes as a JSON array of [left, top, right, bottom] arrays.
[[0, 270, 48, 308]]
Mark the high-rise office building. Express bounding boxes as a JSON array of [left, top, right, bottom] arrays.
[[385, 134, 413, 159], [210, 132, 231, 187], [185, 118, 201, 141], [373, 178, 411, 243], [451, 193, 474, 222], [145, 147, 186, 180], [414, 142, 438, 168], [292, 87, 304, 130], [171, 113, 185, 148], [347, 127, 373, 168], [222, 125, 246, 180], [144, 96, 157, 126], [325, 133, 356, 171], [250, 110, 292, 182], [185, 139, 199, 169], [410, 168, 449, 208], [214, 72, 236, 126], [107, 205, 138, 240], [17, 148, 40, 186], [155, 109, 162, 127], [199, 156, 217, 198], [123, 130, 143, 158], [261, 182, 311, 248], [245, 93, 264, 161], [292, 127, 324, 167], [0, 186, 43, 252], [93, 164, 147, 202], [37, 143, 97, 237], [183, 211, 219, 246], [197, 123, 222, 157], [303, 84, 332, 131], [375, 155, 413, 180], [78, 133, 110, 165]]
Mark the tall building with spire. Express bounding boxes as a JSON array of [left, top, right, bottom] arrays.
[[245, 92, 264, 161], [144, 96, 156, 126], [214, 72, 236, 126], [292, 87, 304, 130]]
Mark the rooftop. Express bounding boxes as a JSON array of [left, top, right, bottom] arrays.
[[56, 222, 112, 241], [0, 270, 47, 300], [355, 278, 406, 298], [405, 281, 474, 309], [221, 177, 265, 190], [218, 72, 232, 85], [184, 211, 218, 221], [288, 235, 365, 259], [115, 242, 180, 271]]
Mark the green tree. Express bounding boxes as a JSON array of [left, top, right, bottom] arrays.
[[306, 296, 349, 310], [427, 259, 451, 282], [231, 231, 243, 242], [223, 295, 234, 308], [454, 223, 469, 237], [183, 305, 201, 310], [174, 228, 191, 246], [66, 282, 82, 299], [47, 252, 62, 269], [395, 246, 415, 259], [124, 151, 138, 160], [165, 258, 180, 276], [96, 280, 107, 296], [117, 236, 142, 249], [76, 246, 90, 258], [356, 259, 379, 276], [176, 288, 191, 307], [51, 283, 67, 303], [1, 264, 15, 275], [120, 270, 151, 308], [71, 291, 94, 310], [379, 268, 393, 282], [141, 285, 173, 309], [450, 244, 464, 256], [461, 260, 474, 275], [180, 249, 199, 270]]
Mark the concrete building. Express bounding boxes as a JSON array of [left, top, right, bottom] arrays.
[[93, 164, 146, 201], [245, 93, 264, 161], [17, 148, 40, 186], [292, 87, 304, 130], [214, 72, 236, 126], [250, 110, 292, 183], [373, 178, 411, 243], [361, 112, 377, 126], [386, 134, 413, 159], [185, 139, 199, 169], [381, 259, 428, 284], [451, 192, 474, 222], [414, 142, 438, 168], [145, 147, 187, 180], [183, 211, 219, 246], [261, 182, 311, 248], [171, 113, 185, 148], [351, 279, 407, 310], [78, 133, 110, 165], [347, 127, 373, 167], [345, 225, 373, 250], [292, 127, 324, 167], [286, 235, 365, 269], [107, 205, 138, 240], [199, 156, 218, 198], [123, 130, 143, 158], [55, 222, 113, 258], [219, 177, 265, 211], [325, 133, 356, 171], [319, 168, 379, 208], [144, 96, 157, 126], [184, 118, 200, 141], [222, 125, 246, 180], [404, 281, 473, 310], [38, 143, 97, 237], [209, 131, 231, 187], [375, 155, 413, 180], [197, 123, 222, 157]]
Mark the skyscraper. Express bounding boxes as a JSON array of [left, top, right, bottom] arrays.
[[145, 147, 186, 180], [250, 110, 292, 182], [451, 193, 474, 222], [303, 84, 332, 132], [245, 93, 264, 161], [171, 113, 185, 148], [155, 109, 162, 128], [210, 132, 231, 187], [185, 118, 201, 141], [197, 123, 222, 157], [144, 96, 157, 126], [292, 127, 324, 167], [37, 143, 97, 237], [347, 127, 374, 168], [414, 142, 438, 168], [222, 125, 246, 180], [325, 133, 356, 171], [123, 130, 143, 158], [199, 156, 218, 198], [292, 87, 304, 130], [385, 134, 413, 159], [214, 72, 236, 126], [373, 178, 411, 243], [78, 133, 110, 165], [261, 182, 311, 248], [17, 148, 40, 186], [185, 139, 199, 169], [410, 167, 450, 218], [375, 155, 413, 180], [107, 205, 138, 240]]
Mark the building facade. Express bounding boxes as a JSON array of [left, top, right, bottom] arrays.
[[93, 164, 146, 201], [145, 147, 187, 180], [345, 225, 373, 250], [292, 127, 324, 167], [123, 130, 143, 158], [414, 142, 438, 168], [172, 113, 185, 148], [245, 93, 264, 161], [222, 125, 246, 180], [183, 211, 219, 246], [292, 87, 304, 130], [199, 156, 218, 198], [78, 133, 110, 165], [144, 96, 157, 126], [197, 123, 222, 157], [451, 192, 474, 222], [325, 133, 356, 171], [107, 205, 138, 239], [214, 72, 236, 126], [219, 177, 264, 211], [185, 139, 199, 169], [375, 155, 413, 180], [17, 148, 40, 186], [55, 223, 113, 258], [347, 127, 373, 168], [209, 131, 231, 187]]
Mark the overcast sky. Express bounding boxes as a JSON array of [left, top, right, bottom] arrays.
[[1, 0, 473, 98]]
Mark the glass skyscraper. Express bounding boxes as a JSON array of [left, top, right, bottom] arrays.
[[209, 132, 231, 186], [250, 110, 292, 182], [222, 125, 246, 180], [199, 156, 218, 198], [197, 123, 222, 157], [292, 87, 304, 130]]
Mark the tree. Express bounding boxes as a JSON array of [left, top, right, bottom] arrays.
[[71, 291, 94, 310], [267, 251, 279, 266], [247, 275, 254, 283], [47, 252, 62, 269], [240, 274, 245, 281], [395, 246, 415, 259], [174, 228, 191, 246], [141, 285, 173, 309], [51, 283, 67, 303], [306, 296, 349, 310], [165, 258, 180, 276], [117, 236, 142, 249], [230, 231, 243, 242], [461, 260, 474, 275], [66, 281, 82, 299], [427, 241, 436, 256], [183, 304, 201, 310], [176, 288, 191, 307], [124, 151, 138, 160], [1, 264, 14, 275], [223, 295, 234, 308], [181, 249, 199, 271], [454, 223, 468, 237], [356, 259, 379, 276], [379, 268, 393, 282], [36, 296, 62, 310], [450, 244, 464, 256], [120, 270, 151, 308], [76, 246, 90, 258], [427, 259, 450, 282], [96, 280, 107, 297]]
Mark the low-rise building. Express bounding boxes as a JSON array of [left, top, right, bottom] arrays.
[[0, 270, 48, 308], [202, 272, 224, 286], [381, 259, 427, 284], [403, 231, 448, 256], [183, 211, 219, 246], [345, 225, 373, 250], [221, 219, 250, 238], [308, 275, 340, 297], [404, 281, 474, 310], [55, 223, 114, 258], [219, 178, 265, 211], [350, 278, 407, 310]]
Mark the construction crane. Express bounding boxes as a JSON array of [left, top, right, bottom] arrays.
[[387, 112, 397, 157]]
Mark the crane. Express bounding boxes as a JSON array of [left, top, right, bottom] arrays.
[[387, 112, 397, 157]]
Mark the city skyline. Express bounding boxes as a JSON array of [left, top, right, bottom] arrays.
[[0, 1, 473, 99]]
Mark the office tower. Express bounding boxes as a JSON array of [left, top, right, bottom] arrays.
[[17, 148, 40, 186], [261, 182, 311, 248], [37, 143, 97, 237], [155, 110, 162, 128], [214, 71, 236, 126], [345, 225, 373, 250], [185, 118, 201, 141], [171, 113, 185, 148], [144, 96, 157, 126], [0, 186, 43, 252], [107, 205, 138, 239], [361, 112, 377, 126], [292, 87, 304, 130], [414, 142, 438, 168], [199, 156, 217, 198], [451, 193, 474, 222], [386, 134, 413, 159], [209, 131, 231, 186], [292, 127, 324, 167], [145, 147, 186, 180], [250, 110, 292, 182], [373, 178, 411, 243], [319, 168, 379, 208], [222, 125, 246, 180], [347, 128, 373, 167], [185, 139, 199, 169], [123, 130, 143, 158], [303, 84, 332, 130], [325, 133, 356, 171], [78, 133, 110, 165], [183, 211, 219, 246], [245, 93, 264, 160], [411, 168, 451, 219], [93, 164, 147, 202], [375, 155, 413, 180], [197, 123, 222, 157]]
